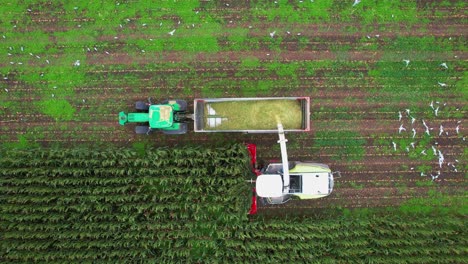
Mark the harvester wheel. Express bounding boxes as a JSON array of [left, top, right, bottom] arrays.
[[135, 126, 151, 135], [135, 101, 149, 111]]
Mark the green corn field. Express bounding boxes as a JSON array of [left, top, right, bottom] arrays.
[[1, 145, 466, 262]]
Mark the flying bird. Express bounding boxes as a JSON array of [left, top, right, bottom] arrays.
[[439, 125, 444, 136], [437, 82, 447, 87], [398, 111, 402, 121], [411, 117, 416, 124], [430, 101, 434, 110], [398, 124, 406, 134], [410, 142, 415, 148], [405, 109, 410, 115], [440, 62, 448, 69], [168, 29, 176, 36], [434, 107, 439, 117], [352, 0, 361, 7], [430, 172, 440, 181], [422, 120, 430, 135], [432, 146, 437, 156], [438, 151, 444, 168], [392, 142, 397, 151], [73, 60, 80, 66], [269, 31, 276, 38], [420, 149, 427, 155], [412, 128, 416, 138], [403, 59, 410, 67], [455, 125, 460, 134]]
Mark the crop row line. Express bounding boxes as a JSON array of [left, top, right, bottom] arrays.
[[1, 125, 465, 138], [4, 94, 463, 106], [4, 114, 465, 123]]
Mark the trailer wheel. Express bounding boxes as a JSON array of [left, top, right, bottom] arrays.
[[135, 101, 149, 111], [162, 123, 187, 135], [135, 126, 151, 135]]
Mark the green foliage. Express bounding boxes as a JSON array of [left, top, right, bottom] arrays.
[[35, 99, 76, 121], [0, 144, 466, 262], [2, 135, 36, 150], [314, 131, 366, 161], [240, 56, 261, 69], [251, 0, 334, 22]]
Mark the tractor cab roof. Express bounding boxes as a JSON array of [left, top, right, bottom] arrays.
[[149, 105, 173, 128]]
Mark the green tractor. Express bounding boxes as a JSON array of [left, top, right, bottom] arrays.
[[119, 99, 189, 135]]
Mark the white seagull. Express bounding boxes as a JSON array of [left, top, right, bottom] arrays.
[[420, 149, 427, 155], [432, 146, 437, 156], [398, 124, 406, 134], [438, 151, 444, 168], [269, 31, 276, 38], [392, 141, 397, 151], [403, 59, 410, 67], [440, 62, 448, 69], [352, 0, 361, 7], [437, 82, 447, 87], [398, 111, 402, 121], [439, 125, 444, 136], [411, 117, 416, 124], [430, 172, 440, 181], [410, 142, 415, 148], [455, 125, 459, 134], [405, 109, 410, 115], [434, 106, 439, 117], [422, 120, 430, 135], [412, 128, 416, 138], [168, 29, 176, 36], [430, 101, 434, 110]]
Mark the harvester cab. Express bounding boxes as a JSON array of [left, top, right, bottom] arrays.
[[254, 124, 337, 206], [119, 99, 189, 135]]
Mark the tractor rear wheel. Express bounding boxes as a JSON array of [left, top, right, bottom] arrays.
[[162, 123, 187, 135], [135, 101, 149, 111], [135, 126, 150, 135]]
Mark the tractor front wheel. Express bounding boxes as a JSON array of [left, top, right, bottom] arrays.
[[135, 126, 151, 135], [135, 101, 150, 111]]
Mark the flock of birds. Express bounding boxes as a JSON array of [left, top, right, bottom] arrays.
[[392, 95, 462, 181], [402, 60, 450, 87]]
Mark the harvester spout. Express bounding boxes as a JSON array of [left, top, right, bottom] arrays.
[[277, 124, 290, 194]]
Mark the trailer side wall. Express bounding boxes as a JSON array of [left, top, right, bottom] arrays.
[[194, 97, 310, 133]]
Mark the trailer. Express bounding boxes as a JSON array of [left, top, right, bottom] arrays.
[[194, 97, 310, 133], [118, 97, 310, 134]]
